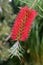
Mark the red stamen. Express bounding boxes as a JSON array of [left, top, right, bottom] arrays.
[[11, 6, 38, 41]]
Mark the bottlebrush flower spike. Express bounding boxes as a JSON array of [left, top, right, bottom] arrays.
[[10, 6, 37, 41]]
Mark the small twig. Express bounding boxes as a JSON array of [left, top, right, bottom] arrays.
[[3, 35, 11, 45], [5, 35, 11, 42], [38, 5, 43, 12], [19, 0, 37, 9], [30, 0, 37, 9]]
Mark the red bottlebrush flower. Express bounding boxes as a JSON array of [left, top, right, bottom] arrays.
[[10, 6, 37, 41]]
